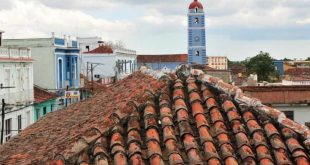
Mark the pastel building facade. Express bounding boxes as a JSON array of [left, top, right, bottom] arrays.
[[33, 86, 58, 122], [4, 36, 80, 108], [207, 56, 228, 70], [188, 0, 207, 65], [0, 45, 34, 143]]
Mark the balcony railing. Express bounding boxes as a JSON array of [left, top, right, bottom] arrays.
[[0, 47, 31, 59]]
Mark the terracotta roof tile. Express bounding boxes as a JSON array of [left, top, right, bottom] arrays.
[[34, 85, 57, 103], [84, 45, 113, 54], [1, 67, 310, 165]]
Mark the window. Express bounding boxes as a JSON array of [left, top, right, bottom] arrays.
[[195, 51, 200, 56], [58, 59, 63, 88], [43, 107, 47, 115], [26, 111, 30, 126], [18, 115, 22, 133], [5, 118, 12, 141], [51, 104, 54, 112], [283, 111, 294, 120], [195, 18, 199, 24], [74, 57, 78, 80], [66, 57, 70, 80], [195, 7, 198, 13], [36, 108, 40, 119]]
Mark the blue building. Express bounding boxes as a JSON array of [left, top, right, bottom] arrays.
[[188, 0, 207, 65], [273, 60, 284, 76]]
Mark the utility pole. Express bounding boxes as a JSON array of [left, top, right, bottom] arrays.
[[91, 63, 94, 92], [85, 62, 104, 92], [65, 85, 69, 107], [1, 99, 5, 144]]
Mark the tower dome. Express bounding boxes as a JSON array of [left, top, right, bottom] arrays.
[[189, 0, 203, 10]]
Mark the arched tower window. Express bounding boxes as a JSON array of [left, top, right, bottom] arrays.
[[195, 7, 198, 13], [195, 18, 199, 24], [195, 51, 200, 56]]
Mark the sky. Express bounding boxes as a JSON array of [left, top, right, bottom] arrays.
[[0, 0, 310, 61]]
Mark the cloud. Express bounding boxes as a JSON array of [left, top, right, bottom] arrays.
[[0, 0, 134, 40], [140, 9, 186, 27]]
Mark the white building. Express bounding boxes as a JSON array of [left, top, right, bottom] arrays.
[[207, 56, 228, 70], [0, 44, 34, 144], [82, 45, 137, 82], [77, 37, 103, 53]]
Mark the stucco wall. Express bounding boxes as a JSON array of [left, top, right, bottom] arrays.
[[82, 55, 116, 79], [273, 105, 310, 126], [34, 99, 57, 122], [32, 47, 55, 89], [0, 106, 34, 143]]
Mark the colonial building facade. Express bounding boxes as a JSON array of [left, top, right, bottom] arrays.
[[188, 0, 207, 65], [207, 56, 228, 70], [4, 35, 80, 109], [0, 45, 34, 143]]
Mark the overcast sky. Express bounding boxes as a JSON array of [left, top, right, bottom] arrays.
[[1, 0, 310, 60]]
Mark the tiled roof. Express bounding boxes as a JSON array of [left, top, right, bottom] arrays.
[[286, 68, 310, 75], [0, 67, 309, 165], [84, 45, 113, 54], [137, 54, 188, 63], [34, 86, 57, 103]]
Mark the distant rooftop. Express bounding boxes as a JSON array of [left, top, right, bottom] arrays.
[[137, 54, 188, 63]]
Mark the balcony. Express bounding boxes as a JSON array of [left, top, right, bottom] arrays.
[[0, 47, 31, 60]]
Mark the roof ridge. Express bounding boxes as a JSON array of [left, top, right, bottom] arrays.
[[190, 68, 310, 148]]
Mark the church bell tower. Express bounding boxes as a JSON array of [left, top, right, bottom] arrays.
[[188, 0, 207, 65]]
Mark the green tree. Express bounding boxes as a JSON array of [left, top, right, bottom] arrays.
[[306, 57, 310, 61], [283, 58, 292, 61], [245, 51, 278, 82]]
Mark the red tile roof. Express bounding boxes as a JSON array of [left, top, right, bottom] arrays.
[[0, 68, 309, 165], [83, 45, 113, 54], [189, 0, 203, 9], [34, 86, 57, 103], [137, 54, 188, 63], [286, 68, 310, 75], [241, 86, 310, 104]]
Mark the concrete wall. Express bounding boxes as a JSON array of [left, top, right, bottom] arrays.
[[33, 47, 55, 89], [82, 52, 137, 81], [273, 105, 310, 126], [82, 54, 116, 79], [0, 106, 33, 143]]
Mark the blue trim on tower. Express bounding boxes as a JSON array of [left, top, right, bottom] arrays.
[[187, 2, 207, 65]]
